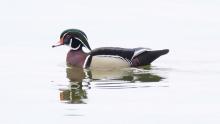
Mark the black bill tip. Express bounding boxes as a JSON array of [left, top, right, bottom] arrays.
[[52, 44, 63, 48]]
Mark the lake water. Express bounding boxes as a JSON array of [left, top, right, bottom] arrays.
[[1, 0, 220, 124]]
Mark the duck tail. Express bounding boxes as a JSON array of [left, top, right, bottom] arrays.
[[131, 49, 169, 66]]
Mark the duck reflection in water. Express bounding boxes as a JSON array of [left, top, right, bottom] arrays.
[[59, 65, 165, 104]]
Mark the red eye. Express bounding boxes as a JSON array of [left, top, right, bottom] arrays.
[[66, 35, 71, 38]]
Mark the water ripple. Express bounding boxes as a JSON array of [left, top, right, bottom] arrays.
[[58, 66, 169, 104]]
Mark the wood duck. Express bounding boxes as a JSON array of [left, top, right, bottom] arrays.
[[52, 29, 169, 69]]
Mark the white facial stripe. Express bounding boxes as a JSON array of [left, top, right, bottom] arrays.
[[78, 32, 88, 41], [71, 44, 81, 50], [74, 37, 90, 50], [62, 32, 68, 39], [69, 38, 73, 47], [69, 38, 81, 50]]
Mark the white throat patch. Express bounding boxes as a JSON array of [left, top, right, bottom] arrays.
[[69, 38, 81, 50]]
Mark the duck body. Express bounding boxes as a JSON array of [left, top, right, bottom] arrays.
[[53, 29, 169, 69], [66, 47, 169, 69]]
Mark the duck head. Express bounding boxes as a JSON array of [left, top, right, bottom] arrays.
[[52, 29, 91, 51]]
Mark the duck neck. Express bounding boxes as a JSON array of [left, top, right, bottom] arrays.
[[66, 49, 88, 68]]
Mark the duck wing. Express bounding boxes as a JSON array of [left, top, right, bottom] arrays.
[[91, 47, 134, 59]]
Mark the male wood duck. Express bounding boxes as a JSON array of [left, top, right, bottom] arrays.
[[52, 29, 169, 69]]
